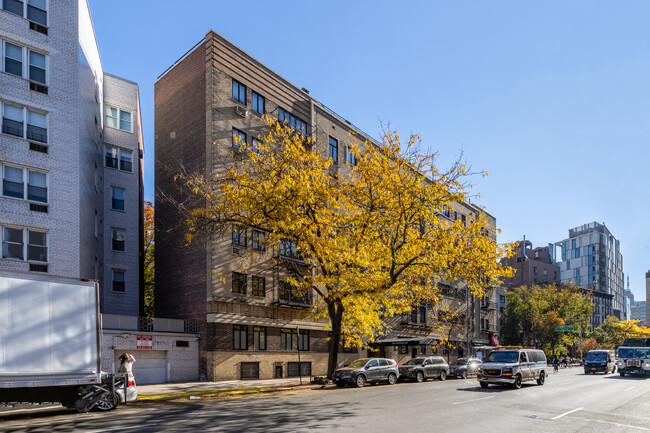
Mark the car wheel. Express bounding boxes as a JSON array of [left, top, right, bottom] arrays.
[[416, 371, 424, 383], [513, 374, 522, 389], [462, 370, 467, 379], [439, 370, 447, 381], [355, 374, 367, 388], [387, 373, 397, 385], [94, 391, 119, 411], [537, 371, 545, 386], [620, 371, 626, 377], [479, 381, 488, 389]]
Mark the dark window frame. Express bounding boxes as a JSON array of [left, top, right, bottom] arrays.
[[232, 226, 247, 247], [233, 324, 248, 350], [232, 128, 247, 151], [253, 326, 266, 351], [232, 272, 247, 295], [251, 230, 265, 250], [328, 136, 338, 164], [251, 275, 266, 297], [251, 91, 265, 114], [112, 269, 126, 292]]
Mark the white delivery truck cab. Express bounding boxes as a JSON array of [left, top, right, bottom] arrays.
[[0, 271, 123, 412]]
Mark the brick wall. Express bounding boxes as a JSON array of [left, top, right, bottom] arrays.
[[154, 41, 208, 375]]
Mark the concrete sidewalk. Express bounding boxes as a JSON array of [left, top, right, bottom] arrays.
[[137, 377, 317, 396]]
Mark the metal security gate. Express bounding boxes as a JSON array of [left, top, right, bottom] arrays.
[[241, 362, 260, 379], [287, 362, 311, 377]]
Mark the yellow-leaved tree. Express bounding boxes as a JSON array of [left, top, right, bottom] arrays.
[[177, 116, 513, 377], [143, 201, 155, 318]]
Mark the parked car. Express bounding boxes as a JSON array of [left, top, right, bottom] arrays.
[[584, 350, 616, 375], [95, 374, 138, 411], [332, 358, 399, 388], [477, 348, 548, 389], [398, 356, 449, 382], [449, 358, 482, 379]]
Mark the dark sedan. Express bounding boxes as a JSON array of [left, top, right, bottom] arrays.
[[449, 358, 482, 379], [398, 356, 449, 382]]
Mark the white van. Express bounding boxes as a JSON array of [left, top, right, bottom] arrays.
[[477, 348, 548, 389]]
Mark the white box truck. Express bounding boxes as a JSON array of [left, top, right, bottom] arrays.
[[0, 271, 124, 412]]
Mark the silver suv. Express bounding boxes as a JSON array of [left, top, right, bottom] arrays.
[[477, 349, 547, 389], [333, 358, 399, 388]]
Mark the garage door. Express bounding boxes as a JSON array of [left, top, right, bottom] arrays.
[[114, 350, 167, 384]]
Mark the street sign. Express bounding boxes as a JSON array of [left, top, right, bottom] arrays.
[[555, 326, 575, 332]]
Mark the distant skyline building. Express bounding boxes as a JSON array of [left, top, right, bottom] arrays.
[[630, 301, 646, 324], [499, 239, 560, 289], [624, 287, 634, 321], [555, 222, 624, 330]]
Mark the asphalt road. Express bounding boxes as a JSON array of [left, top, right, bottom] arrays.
[[1, 368, 649, 432]]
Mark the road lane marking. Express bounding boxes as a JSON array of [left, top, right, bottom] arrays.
[[625, 386, 636, 391], [452, 396, 494, 405], [551, 407, 583, 420]]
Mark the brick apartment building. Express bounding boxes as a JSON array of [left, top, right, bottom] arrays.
[[499, 240, 560, 289], [155, 31, 499, 380]]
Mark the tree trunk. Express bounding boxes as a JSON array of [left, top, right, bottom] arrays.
[[326, 300, 344, 379]]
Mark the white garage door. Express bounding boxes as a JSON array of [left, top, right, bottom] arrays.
[[115, 350, 167, 384]]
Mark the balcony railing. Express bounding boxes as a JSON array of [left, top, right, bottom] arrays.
[[277, 285, 311, 307]]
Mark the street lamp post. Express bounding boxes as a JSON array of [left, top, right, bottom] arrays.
[[297, 326, 302, 385]]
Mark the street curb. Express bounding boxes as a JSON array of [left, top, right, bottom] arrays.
[[135, 384, 327, 402]]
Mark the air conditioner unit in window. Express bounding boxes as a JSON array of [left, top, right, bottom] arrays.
[[235, 105, 248, 118], [30, 82, 48, 94]]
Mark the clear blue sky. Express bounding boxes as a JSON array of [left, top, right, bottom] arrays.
[[89, 1, 650, 301]]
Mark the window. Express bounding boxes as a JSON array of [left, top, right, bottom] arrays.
[[2, 164, 47, 203], [299, 329, 309, 351], [28, 50, 45, 84], [251, 276, 265, 297], [105, 146, 132, 172], [111, 187, 125, 211], [251, 230, 265, 250], [543, 269, 548, 276], [280, 328, 298, 350], [4, 42, 22, 77], [251, 138, 262, 154], [232, 128, 246, 150], [2, 226, 46, 262], [252, 91, 264, 114], [105, 106, 132, 132], [111, 228, 125, 251], [232, 272, 247, 294], [3, 0, 47, 25], [232, 226, 247, 246], [346, 146, 356, 166], [278, 108, 307, 135], [253, 326, 266, 350], [420, 344, 427, 355], [232, 79, 246, 104], [419, 306, 426, 323], [554, 271, 557, 279], [534, 267, 538, 275], [112, 269, 125, 292], [279, 239, 298, 258], [2, 102, 48, 143], [500, 295, 506, 303], [328, 136, 338, 163], [241, 362, 259, 379], [2, 226, 23, 259], [233, 325, 247, 350]]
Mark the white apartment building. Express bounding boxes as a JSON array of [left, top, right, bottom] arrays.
[[0, 0, 143, 315]]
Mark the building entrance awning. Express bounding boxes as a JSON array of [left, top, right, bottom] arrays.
[[371, 337, 438, 346]]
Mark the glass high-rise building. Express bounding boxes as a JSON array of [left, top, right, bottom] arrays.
[[555, 222, 624, 330]]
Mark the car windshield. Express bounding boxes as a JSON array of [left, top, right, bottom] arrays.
[[404, 358, 425, 366], [452, 359, 467, 366], [347, 358, 370, 368], [636, 349, 650, 359], [486, 351, 519, 363], [586, 352, 607, 361], [618, 348, 635, 358]]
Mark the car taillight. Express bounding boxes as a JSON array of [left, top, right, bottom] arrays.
[[127, 380, 135, 387]]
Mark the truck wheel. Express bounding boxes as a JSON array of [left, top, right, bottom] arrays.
[[480, 381, 488, 388], [95, 392, 119, 411], [355, 374, 367, 388], [537, 371, 545, 385], [462, 370, 468, 379], [619, 371, 626, 377], [416, 371, 424, 383], [513, 374, 522, 389]]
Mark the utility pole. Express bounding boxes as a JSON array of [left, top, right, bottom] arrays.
[[297, 326, 302, 385]]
